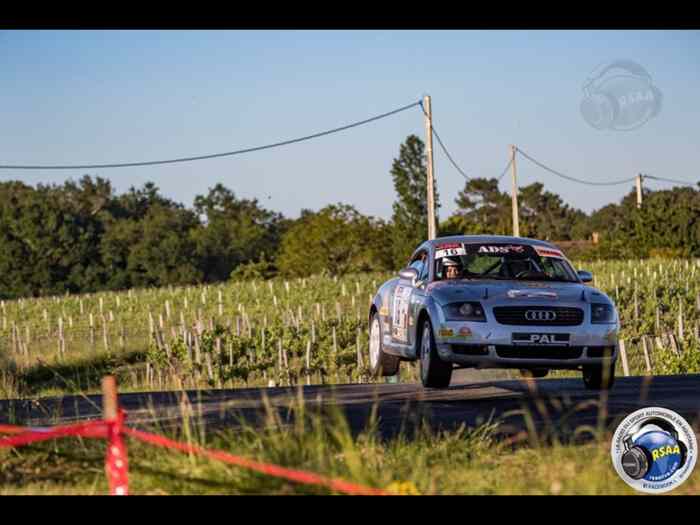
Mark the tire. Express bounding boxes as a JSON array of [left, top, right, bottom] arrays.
[[520, 368, 549, 379], [419, 318, 453, 388], [368, 313, 400, 377], [582, 361, 616, 390]]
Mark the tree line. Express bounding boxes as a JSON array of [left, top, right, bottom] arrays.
[[1, 135, 698, 299]]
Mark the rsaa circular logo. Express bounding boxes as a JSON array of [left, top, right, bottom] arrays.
[[580, 59, 662, 131], [611, 407, 697, 493]]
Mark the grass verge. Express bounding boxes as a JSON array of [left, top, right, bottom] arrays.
[[1, 393, 697, 495]]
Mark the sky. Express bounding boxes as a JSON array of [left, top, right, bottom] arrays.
[[1, 30, 699, 221]]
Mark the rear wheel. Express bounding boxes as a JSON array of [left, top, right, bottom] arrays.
[[419, 319, 453, 388], [582, 361, 616, 390], [368, 313, 400, 377]]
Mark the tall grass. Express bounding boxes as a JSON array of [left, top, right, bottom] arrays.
[[1, 384, 696, 495]]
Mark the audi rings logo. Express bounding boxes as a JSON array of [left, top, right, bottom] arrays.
[[525, 310, 557, 322]]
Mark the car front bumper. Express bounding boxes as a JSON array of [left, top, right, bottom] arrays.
[[434, 320, 618, 370]]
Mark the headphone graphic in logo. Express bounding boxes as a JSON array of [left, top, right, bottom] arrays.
[[580, 59, 662, 131], [621, 418, 687, 481], [612, 407, 696, 493]]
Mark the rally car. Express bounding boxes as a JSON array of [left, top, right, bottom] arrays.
[[368, 235, 619, 389]]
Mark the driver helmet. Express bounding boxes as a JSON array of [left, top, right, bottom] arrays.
[[442, 257, 462, 279]]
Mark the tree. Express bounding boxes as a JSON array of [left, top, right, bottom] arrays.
[[99, 182, 191, 290], [445, 177, 511, 236], [192, 184, 286, 282], [125, 204, 202, 288], [390, 135, 439, 268], [445, 178, 592, 241], [112, 182, 180, 221], [518, 182, 590, 241], [584, 185, 700, 258], [277, 204, 393, 278], [0, 180, 106, 297]]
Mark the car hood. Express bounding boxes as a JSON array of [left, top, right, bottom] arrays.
[[426, 279, 612, 306]]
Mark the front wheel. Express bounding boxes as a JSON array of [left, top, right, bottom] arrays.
[[368, 314, 400, 377], [419, 319, 452, 388], [582, 361, 616, 390]]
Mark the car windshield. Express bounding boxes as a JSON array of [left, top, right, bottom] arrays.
[[434, 242, 578, 283]]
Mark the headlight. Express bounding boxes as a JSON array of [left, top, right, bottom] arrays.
[[442, 302, 486, 322], [591, 303, 616, 324]]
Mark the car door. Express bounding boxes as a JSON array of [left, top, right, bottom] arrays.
[[390, 251, 427, 346], [409, 250, 431, 347]]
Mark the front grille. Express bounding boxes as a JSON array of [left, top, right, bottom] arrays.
[[451, 344, 489, 356], [492, 306, 583, 326], [496, 346, 583, 359]]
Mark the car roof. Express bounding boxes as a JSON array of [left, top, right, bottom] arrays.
[[425, 235, 560, 250]]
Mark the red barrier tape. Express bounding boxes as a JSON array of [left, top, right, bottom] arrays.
[[0, 424, 32, 435], [0, 412, 387, 496], [0, 419, 109, 448], [122, 426, 389, 496]]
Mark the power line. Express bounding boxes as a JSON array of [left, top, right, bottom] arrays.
[[419, 101, 470, 180], [644, 174, 698, 187], [497, 158, 513, 181], [516, 147, 637, 186], [430, 123, 514, 183], [431, 127, 471, 180], [417, 102, 515, 184], [0, 100, 423, 170]]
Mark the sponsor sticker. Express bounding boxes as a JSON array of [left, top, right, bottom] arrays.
[[435, 243, 466, 259], [438, 327, 454, 337], [391, 285, 412, 343], [533, 246, 565, 259], [507, 289, 559, 299]]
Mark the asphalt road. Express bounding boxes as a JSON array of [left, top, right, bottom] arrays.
[[2, 371, 699, 443]]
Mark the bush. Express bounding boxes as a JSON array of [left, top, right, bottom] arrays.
[[230, 254, 277, 281]]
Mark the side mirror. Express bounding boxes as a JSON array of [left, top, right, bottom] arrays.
[[578, 270, 593, 283], [398, 267, 419, 284]]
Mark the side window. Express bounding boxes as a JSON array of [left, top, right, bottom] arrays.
[[410, 251, 429, 282], [418, 257, 430, 281], [541, 258, 568, 280], [409, 258, 424, 276]]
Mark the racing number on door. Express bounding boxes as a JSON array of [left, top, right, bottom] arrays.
[[392, 285, 412, 343]]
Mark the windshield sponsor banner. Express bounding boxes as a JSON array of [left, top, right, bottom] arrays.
[[473, 244, 526, 255], [461, 244, 532, 257], [459, 243, 566, 260]]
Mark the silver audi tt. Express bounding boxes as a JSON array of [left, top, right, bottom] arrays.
[[368, 235, 620, 389]]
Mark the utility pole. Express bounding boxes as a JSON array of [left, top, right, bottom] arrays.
[[636, 173, 643, 208], [510, 144, 520, 237], [423, 95, 437, 240]]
